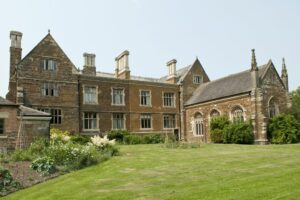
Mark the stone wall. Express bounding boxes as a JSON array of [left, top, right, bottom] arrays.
[[185, 94, 252, 142], [0, 105, 18, 152]]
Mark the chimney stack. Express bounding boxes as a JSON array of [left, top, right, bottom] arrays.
[[10, 31, 22, 48], [166, 59, 177, 84], [115, 50, 130, 79], [6, 31, 23, 103], [82, 53, 96, 76]]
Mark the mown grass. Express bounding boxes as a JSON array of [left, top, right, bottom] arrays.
[[4, 144, 300, 200]]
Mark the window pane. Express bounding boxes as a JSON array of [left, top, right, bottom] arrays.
[[0, 119, 4, 134]]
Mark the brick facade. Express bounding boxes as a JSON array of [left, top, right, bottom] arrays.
[[5, 31, 290, 144]]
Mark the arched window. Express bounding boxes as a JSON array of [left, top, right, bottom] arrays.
[[210, 109, 220, 119], [194, 113, 204, 136], [269, 98, 278, 118], [232, 106, 244, 123]]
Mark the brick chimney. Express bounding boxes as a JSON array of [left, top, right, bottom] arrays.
[[166, 59, 177, 84], [82, 53, 96, 76], [6, 31, 23, 103], [115, 50, 130, 79]]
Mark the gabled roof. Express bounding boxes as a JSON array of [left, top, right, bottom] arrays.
[[19, 33, 79, 74], [0, 96, 16, 106], [185, 61, 272, 106]]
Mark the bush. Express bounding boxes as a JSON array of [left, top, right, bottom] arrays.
[[107, 130, 130, 142], [28, 138, 49, 157], [268, 114, 300, 144], [210, 116, 230, 143], [50, 128, 71, 144], [0, 167, 21, 196], [143, 134, 164, 144], [11, 149, 33, 162], [223, 122, 253, 144], [30, 156, 56, 175], [210, 129, 224, 143], [70, 134, 90, 145], [123, 134, 142, 145]]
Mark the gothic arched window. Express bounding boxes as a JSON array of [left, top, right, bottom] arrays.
[[232, 106, 244, 123], [210, 109, 220, 119], [194, 113, 204, 136], [268, 98, 278, 118]]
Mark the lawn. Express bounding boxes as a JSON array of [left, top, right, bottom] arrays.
[[3, 144, 300, 200]]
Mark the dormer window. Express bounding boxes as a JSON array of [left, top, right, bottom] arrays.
[[41, 59, 58, 71], [193, 75, 203, 84]]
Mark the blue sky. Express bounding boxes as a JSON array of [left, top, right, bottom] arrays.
[[0, 0, 299, 97]]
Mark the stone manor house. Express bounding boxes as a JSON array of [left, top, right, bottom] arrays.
[[4, 30, 290, 144]]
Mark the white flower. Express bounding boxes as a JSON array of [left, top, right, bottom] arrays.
[[91, 135, 115, 147], [62, 135, 71, 142]]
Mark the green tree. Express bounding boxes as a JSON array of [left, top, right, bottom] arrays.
[[287, 87, 300, 120], [268, 114, 300, 144]]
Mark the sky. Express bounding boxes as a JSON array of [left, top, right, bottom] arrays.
[[0, 0, 299, 97]]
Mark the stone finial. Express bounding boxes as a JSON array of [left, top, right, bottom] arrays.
[[282, 58, 287, 76], [281, 57, 288, 91], [251, 49, 258, 71], [10, 31, 22, 48]]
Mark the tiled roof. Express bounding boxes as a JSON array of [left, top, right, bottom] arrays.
[[0, 96, 16, 106], [185, 62, 271, 106]]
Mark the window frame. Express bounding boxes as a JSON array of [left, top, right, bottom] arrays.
[[193, 75, 203, 84], [111, 88, 125, 106], [0, 119, 5, 134], [83, 112, 98, 131], [163, 92, 175, 108], [140, 113, 152, 129], [112, 113, 125, 130], [83, 85, 98, 105], [163, 114, 176, 129], [231, 106, 244, 124], [193, 113, 204, 136], [38, 108, 62, 124], [40, 59, 58, 71], [41, 82, 59, 97], [139, 90, 152, 107], [268, 97, 278, 119]]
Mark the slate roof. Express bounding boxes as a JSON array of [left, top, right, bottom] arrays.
[[185, 62, 271, 106], [0, 96, 16, 106], [159, 65, 192, 84], [95, 65, 191, 84], [19, 106, 50, 117]]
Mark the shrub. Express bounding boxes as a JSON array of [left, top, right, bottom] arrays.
[[28, 138, 49, 157], [223, 122, 253, 144], [70, 134, 90, 145], [143, 134, 164, 144], [11, 149, 33, 162], [268, 114, 300, 144], [0, 167, 21, 196], [210, 116, 230, 143], [123, 135, 142, 145], [210, 116, 230, 130], [50, 128, 71, 144], [30, 156, 56, 175], [210, 129, 224, 143], [107, 130, 130, 142]]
